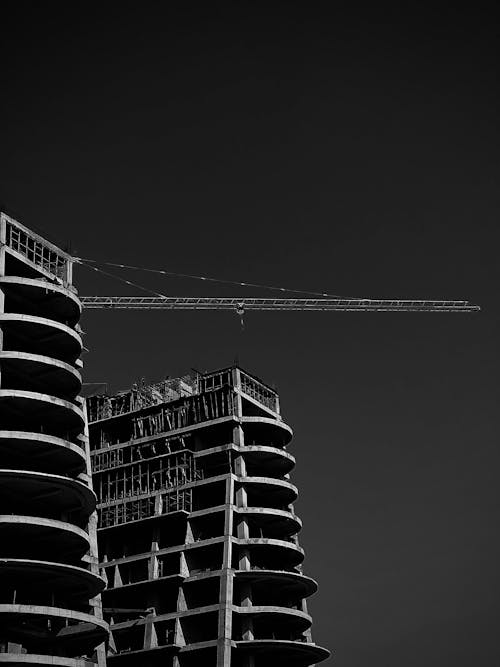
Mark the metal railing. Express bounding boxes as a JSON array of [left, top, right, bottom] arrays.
[[1, 213, 73, 284], [240, 370, 279, 414]]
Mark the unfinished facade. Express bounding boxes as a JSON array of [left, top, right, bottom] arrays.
[[0, 213, 108, 665], [88, 367, 329, 666]]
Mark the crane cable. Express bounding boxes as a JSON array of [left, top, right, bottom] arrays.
[[77, 261, 170, 299], [74, 256, 361, 300], [78, 261, 247, 328]]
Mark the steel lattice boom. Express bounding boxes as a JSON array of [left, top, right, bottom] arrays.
[[80, 296, 480, 312]]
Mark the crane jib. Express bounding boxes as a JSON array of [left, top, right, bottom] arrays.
[[79, 297, 480, 312]]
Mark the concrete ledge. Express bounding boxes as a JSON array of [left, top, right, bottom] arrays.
[[242, 416, 293, 445], [233, 537, 304, 567], [235, 568, 317, 597], [0, 655, 95, 666], [178, 639, 218, 652], [0, 605, 107, 660], [0, 351, 82, 399], [0, 390, 85, 435], [235, 639, 330, 663], [0, 313, 82, 362], [237, 444, 295, 471], [0, 515, 90, 559], [0, 469, 96, 517], [110, 605, 220, 630], [234, 506, 302, 535], [0, 276, 81, 326], [235, 475, 298, 503], [107, 644, 178, 664], [0, 558, 105, 599], [0, 603, 108, 632], [0, 431, 86, 475], [233, 605, 312, 632]]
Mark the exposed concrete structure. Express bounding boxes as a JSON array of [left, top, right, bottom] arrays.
[[0, 213, 108, 665], [88, 367, 329, 666]]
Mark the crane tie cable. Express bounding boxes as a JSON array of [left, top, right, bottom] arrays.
[[74, 257, 363, 300], [78, 261, 170, 299]]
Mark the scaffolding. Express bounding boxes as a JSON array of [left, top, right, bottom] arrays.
[[94, 432, 202, 529], [98, 487, 193, 528], [86, 375, 197, 422]]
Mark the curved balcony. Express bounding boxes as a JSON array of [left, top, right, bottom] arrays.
[[235, 639, 330, 665], [0, 389, 85, 437], [0, 313, 82, 363], [0, 430, 87, 475], [0, 603, 108, 657], [0, 351, 82, 399], [235, 568, 317, 599], [237, 444, 295, 477], [236, 476, 298, 507], [235, 507, 302, 538], [242, 416, 293, 448], [0, 469, 96, 522], [234, 537, 304, 569], [0, 516, 90, 561], [234, 605, 312, 634], [0, 558, 105, 602], [0, 276, 81, 326]]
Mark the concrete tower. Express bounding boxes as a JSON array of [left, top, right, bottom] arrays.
[[88, 366, 329, 666], [0, 213, 108, 665]]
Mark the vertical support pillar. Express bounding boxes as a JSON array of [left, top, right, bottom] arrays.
[[235, 485, 247, 508], [0, 213, 6, 278], [301, 597, 313, 642], [241, 574, 255, 660], [234, 454, 246, 477], [217, 472, 234, 667], [149, 528, 160, 580], [215, 367, 246, 665], [232, 367, 243, 421], [143, 611, 158, 650], [0, 214, 6, 365], [81, 400, 108, 667], [65, 257, 73, 287]]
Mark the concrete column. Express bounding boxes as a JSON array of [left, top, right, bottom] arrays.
[[0, 213, 6, 278], [239, 548, 251, 571], [234, 454, 247, 477], [81, 413, 107, 667], [143, 611, 158, 649], [154, 493, 163, 515], [149, 536, 159, 580], [235, 485, 247, 508], [185, 521, 195, 544], [301, 597, 313, 642], [65, 257, 73, 287], [232, 367, 243, 419], [216, 473, 234, 667], [237, 518, 249, 539], [0, 214, 6, 365]]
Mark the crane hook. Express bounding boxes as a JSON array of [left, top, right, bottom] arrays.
[[236, 303, 245, 331]]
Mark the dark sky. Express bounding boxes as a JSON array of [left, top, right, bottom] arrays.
[[1, 3, 498, 665]]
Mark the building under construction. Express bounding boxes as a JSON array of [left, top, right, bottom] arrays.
[[0, 213, 108, 665], [87, 367, 329, 666]]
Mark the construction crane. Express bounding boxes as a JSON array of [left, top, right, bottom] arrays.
[[75, 257, 480, 314], [0, 213, 481, 315]]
